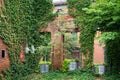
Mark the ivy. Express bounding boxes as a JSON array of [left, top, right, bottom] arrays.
[[105, 39, 120, 74], [0, 0, 53, 79], [67, 0, 94, 68], [68, 0, 120, 71], [83, 0, 120, 74]]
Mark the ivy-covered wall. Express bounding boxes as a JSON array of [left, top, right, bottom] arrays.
[[67, 0, 120, 74], [105, 38, 120, 74], [0, 0, 54, 79], [67, 0, 120, 73], [85, 0, 120, 74], [67, 0, 94, 68]]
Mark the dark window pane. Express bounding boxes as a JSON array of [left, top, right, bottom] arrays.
[[1, 50, 5, 58]]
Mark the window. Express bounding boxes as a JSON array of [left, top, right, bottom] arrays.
[[1, 50, 5, 58]]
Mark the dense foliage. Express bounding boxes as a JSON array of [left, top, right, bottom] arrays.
[[67, 0, 94, 68], [22, 69, 95, 80], [83, 0, 120, 74], [0, 0, 53, 79], [68, 0, 120, 73]]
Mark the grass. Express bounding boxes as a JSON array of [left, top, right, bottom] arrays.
[[103, 74, 120, 80], [23, 73, 94, 80], [21, 69, 120, 80], [23, 69, 95, 80]]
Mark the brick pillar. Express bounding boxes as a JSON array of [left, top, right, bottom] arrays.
[[51, 32, 64, 69]]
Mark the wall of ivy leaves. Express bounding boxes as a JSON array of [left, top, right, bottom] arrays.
[[67, 0, 120, 74], [0, 0, 54, 79], [67, 0, 94, 68]]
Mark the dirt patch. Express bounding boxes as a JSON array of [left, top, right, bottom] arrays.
[[95, 77, 103, 80]]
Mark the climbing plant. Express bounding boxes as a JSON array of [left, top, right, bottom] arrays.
[[67, 0, 94, 68], [68, 0, 120, 73], [0, 0, 53, 79], [83, 0, 120, 74]]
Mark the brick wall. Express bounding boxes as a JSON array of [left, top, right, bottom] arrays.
[[93, 31, 104, 64], [94, 40, 104, 64], [0, 38, 10, 72]]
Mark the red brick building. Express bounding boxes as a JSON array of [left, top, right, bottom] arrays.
[[0, 0, 104, 71], [0, 38, 10, 72], [50, 0, 104, 68]]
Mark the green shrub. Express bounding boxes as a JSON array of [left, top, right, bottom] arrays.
[[62, 59, 75, 72]]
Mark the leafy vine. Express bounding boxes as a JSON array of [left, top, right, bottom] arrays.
[[68, 0, 120, 73], [0, 0, 53, 79], [67, 0, 94, 68]]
